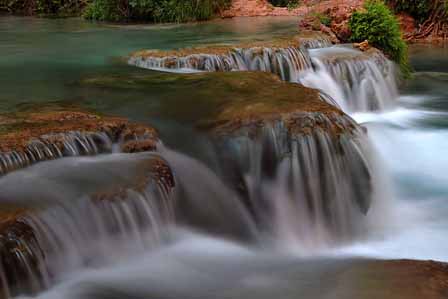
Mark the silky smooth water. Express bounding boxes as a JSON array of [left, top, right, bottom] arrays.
[[1, 16, 448, 299], [342, 45, 448, 261]]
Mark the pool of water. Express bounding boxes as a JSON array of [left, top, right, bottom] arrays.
[[0, 16, 298, 112], [1, 15, 448, 299]]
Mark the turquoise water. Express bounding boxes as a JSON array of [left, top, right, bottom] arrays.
[[0, 16, 298, 112], [1, 15, 448, 299]]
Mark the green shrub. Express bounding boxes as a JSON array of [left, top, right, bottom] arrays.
[[387, 0, 430, 23], [83, 0, 230, 22], [83, 0, 123, 21], [312, 12, 331, 27], [0, 0, 84, 16], [268, 0, 299, 8], [349, 0, 411, 77]]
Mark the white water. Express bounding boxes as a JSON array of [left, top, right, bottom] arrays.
[[4, 42, 447, 299], [330, 94, 448, 262], [299, 46, 398, 113], [129, 47, 312, 81], [15, 232, 354, 299], [130, 45, 399, 114]]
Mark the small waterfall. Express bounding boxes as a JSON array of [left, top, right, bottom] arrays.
[[0, 132, 112, 176], [299, 47, 398, 112], [129, 47, 312, 81], [300, 37, 333, 49], [0, 128, 159, 177], [0, 153, 175, 298], [214, 113, 374, 251], [129, 43, 398, 114], [158, 148, 257, 242]]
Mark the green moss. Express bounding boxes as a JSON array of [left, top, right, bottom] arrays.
[[349, 0, 412, 78], [80, 71, 338, 129]]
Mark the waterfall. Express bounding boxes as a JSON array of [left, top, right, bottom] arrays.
[[0, 153, 175, 298], [0, 132, 113, 176], [129, 43, 398, 114], [300, 37, 333, 49], [158, 148, 257, 242], [0, 127, 159, 177], [299, 47, 398, 113], [213, 113, 374, 251], [129, 47, 312, 81]]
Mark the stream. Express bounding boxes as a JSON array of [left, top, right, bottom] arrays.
[[0, 15, 447, 299]]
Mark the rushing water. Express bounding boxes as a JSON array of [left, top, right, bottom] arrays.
[[0, 16, 448, 299]]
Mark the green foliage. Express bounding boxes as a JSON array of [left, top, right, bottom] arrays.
[[83, 0, 124, 21], [83, 0, 231, 22], [349, 0, 411, 77], [387, 0, 430, 23], [268, 0, 299, 9], [312, 12, 331, 27], [0, 0, 84, 16]]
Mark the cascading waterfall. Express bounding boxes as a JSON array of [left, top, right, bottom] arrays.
[[0, 132, 113, 176], [299, 47, 399, 112], [0, 153, 175, 298], [213, 113, 375, 252], [3, 37, 403, 299], [129, 47, 312, 81], [300, 37, 332, 49], [130, 44, 399, 113]]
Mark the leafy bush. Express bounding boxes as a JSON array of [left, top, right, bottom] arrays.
[[349, 0, 411, 77], [312, 12, 331, 26], [387, 0, 430, 23], [268, 0, 299, 9], [0, 0, 84, 16], [83, 0, 230, 22]]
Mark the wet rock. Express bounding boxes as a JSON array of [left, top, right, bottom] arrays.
[[344, 259, 448, 299], [0, 153, 175, 298], [0, 108, 160, 175], [354, 39, 370, 51], [0, 209, 42, 298], [169, 71, 372, 239], [128, 35, 335, 78], [82, 71, 336, 125], [121, 139, 157, 153]]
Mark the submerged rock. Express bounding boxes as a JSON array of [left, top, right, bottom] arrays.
[[82, 71, 339, 124], [0, 108, 159, 175], [182, 72, 372, 245], [83, 70, 373, 245]]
